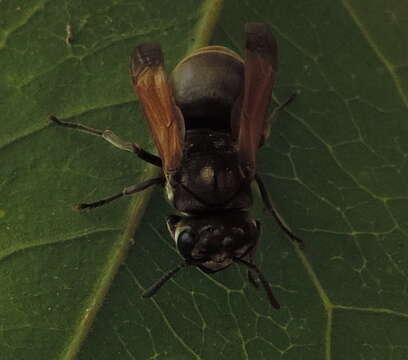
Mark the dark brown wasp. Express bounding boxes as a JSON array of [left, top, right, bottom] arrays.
[[50, 23, 303, 309]]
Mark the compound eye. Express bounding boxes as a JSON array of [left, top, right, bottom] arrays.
[[177, 230, 196, 258]]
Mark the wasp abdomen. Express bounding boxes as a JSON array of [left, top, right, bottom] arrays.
[[170, 46, 244, 130]]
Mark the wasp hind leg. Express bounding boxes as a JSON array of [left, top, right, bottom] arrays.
[[49, 115, 162, 167], [76, 176, 165, 210], [269, 93, 296, 125], [261, 93, 297, 147], [255, 174, 304, 248]]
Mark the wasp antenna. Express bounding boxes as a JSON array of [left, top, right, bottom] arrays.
[[235, 257, 280, 309], [142, 262, 187, 298]]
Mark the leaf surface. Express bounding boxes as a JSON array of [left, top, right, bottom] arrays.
[[1, 0, 407, 359]]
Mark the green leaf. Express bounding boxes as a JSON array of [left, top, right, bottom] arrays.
[[1, 0, 407, 359]]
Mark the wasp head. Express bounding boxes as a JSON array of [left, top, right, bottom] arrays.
[[166, 211, 260, 273]]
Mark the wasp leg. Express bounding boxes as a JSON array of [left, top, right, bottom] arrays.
[[255, 174, 304, 248], [235, 257, 280, 309], [76, 176, 165, 210], [269, 93, 296, 124], [262, 93, 297, 145], [247, 248, 259, 289], [49, 115, 162, 167]]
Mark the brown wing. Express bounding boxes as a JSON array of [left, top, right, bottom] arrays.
[[131, 43, 184, 172], [234, 23, 278, 170]]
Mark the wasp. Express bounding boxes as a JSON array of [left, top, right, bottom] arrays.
[[50, 23, 303, 309]]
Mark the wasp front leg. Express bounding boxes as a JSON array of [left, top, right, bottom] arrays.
[[246, 245, 261, 289]]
